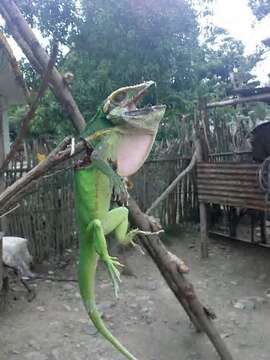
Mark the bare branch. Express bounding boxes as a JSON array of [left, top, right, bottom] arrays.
[[146, 149, 198, 214], [0, 129, 113, 213], [0, 0, 86, 132], [1, 43, 59, 172], [207, 92, 270, 108], [0, 4, 42, 73], [0, 136, 72, 213]]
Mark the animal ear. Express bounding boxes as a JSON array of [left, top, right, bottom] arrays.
[[116, 134, 154, 176]]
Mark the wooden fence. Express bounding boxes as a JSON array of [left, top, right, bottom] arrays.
[[6, 167, 76, 262], [132, 157, 199, 226], [5, 156, 198, 261]]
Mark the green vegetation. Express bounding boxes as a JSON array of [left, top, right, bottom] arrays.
[[6, 0, 268, 146]]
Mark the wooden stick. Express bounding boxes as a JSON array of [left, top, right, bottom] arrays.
[[196, 140, 209, 258], [0, 0, 86, 133], [0, 43, 58, 172], [0, 232, 3, 292], [146, 149, 197, 214], [0, 137, 72, 212], [0, 129, 113, 213], [207, 92, 270, 108], [128, 197, 234, 360], [0, 5, 42, 73], [0, 204, 20, 218]]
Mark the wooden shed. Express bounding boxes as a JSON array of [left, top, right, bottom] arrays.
[[197, 87, 270, 257]]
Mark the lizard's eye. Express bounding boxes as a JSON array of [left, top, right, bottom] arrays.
[[113, 92, 126, 103]]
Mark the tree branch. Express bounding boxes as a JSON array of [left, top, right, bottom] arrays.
[[0, 42, 58, 172], [0, 5, 42, 74], [0, 137, 72, 213], [146, 148, 198, 214], [207, 92, 270, 108], [0, 0, 86, 133], [0, 129, 114, 214]]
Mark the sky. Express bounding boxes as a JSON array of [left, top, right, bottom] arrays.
[[212, 0, 270, 83], [2, 0, 270, 84]]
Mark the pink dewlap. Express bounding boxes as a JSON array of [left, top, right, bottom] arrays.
[[117, 134, 153, 176]]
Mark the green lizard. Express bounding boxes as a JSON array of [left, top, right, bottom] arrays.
[[74, 81, 166, 360]]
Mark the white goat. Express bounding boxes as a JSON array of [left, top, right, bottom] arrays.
[[2, 236, 35, 300]]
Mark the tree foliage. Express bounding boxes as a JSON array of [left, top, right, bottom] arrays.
[[249, 0, 270, 19], [6, 0, 266, 145]]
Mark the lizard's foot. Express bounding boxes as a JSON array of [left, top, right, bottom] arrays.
[[124, 228, 164, 244], [123, 228, 164, 254], [112, 176, 129, 205], [103, 256, 124, 298]]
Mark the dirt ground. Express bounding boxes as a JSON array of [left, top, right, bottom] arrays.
[[1, 226, 270, 360]]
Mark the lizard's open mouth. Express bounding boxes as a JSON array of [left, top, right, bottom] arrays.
[[122, 82, 166, 130]]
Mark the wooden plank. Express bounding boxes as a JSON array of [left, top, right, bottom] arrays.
[[197, 168, 258, 176], [198, 195, 266, 210], [198, 162, 258, 169], [0, 232, 3, 291], [198, 178, 259, 187], [198, 175, 259, 184], [198, 191, 264, 202], [206, 92, 270, 108], [198, 185, 262, 195]]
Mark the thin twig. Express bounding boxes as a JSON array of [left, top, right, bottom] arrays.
[[1, 42, 58, 172], [0, 203, 20, 218], [32, 276, 78, 282]]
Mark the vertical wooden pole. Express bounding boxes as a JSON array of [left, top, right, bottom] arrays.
[[0, 232, 3, 292], [196, 140, 209, 258], [197, 100, 210, 258], [0, 107, 4, 293], [0, 98, 9, 295]]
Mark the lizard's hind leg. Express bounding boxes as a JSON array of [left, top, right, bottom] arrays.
[[87, 219, 123, 297], [102, 206, 163, 248]]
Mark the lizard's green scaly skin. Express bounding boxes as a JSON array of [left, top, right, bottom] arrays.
[[74, 82, 166, 359]]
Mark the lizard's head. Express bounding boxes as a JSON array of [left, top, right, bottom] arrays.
[[103, 81, 166, 176]]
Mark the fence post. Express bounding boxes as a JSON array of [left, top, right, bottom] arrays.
[[197, 99, 210, 259], [0, 232, 3, 291], [0, 231, 6, 311], [0, 101, 9, 233]]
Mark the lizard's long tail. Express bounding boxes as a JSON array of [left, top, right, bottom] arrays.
[[89, 307, 138, 360], [79, 250, 138, 360]]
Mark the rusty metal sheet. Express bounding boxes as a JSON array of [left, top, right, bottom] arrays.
[[197, 162, 266, 210]]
